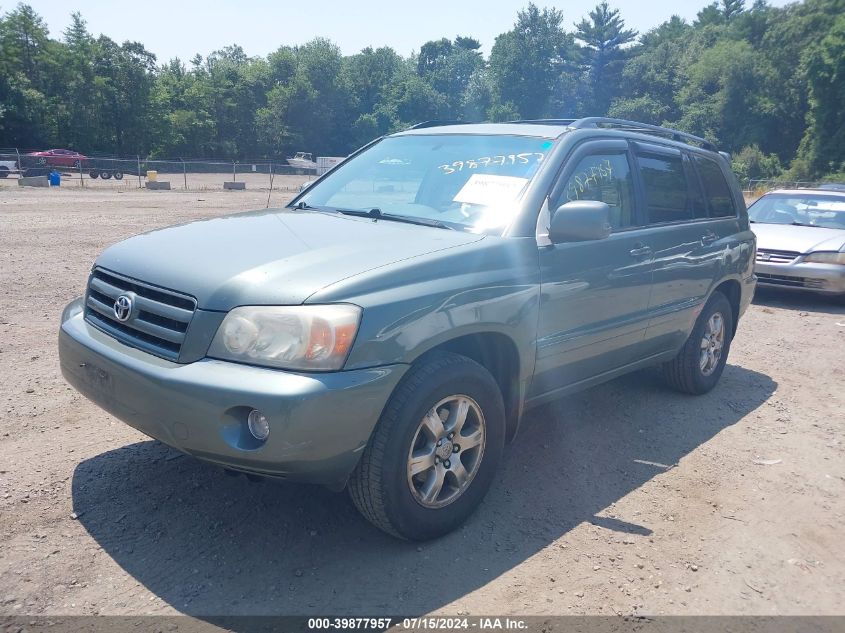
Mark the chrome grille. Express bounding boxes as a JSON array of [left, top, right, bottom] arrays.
[[84, 268, 196, 361], [756, 249, 800, 264]]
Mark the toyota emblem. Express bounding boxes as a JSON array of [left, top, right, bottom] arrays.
[[113, 294, 134, 322]]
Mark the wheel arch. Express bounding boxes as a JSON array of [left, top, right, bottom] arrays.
[[416, 331, 523, 443], [711, 278, 741, 337]]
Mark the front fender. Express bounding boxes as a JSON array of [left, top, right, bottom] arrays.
[[308, 237, 541, 386]]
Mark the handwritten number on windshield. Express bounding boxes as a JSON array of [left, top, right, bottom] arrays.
[[439, 152, 544, 175]]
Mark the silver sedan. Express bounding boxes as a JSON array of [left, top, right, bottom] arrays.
[[749, 188, 845, 297]]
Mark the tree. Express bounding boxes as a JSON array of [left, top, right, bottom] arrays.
[[416, 36, 483, 118], [61, 13, 96, 150], [93, 37, 158, 154], [610, 17, 691, 124], [0, 3, 58, 147], [732, 144, 782, 183], [574, 2, 637, 114], [795, 13, 845, 176], [489, 3, 576, 119], [1, 0, 844, 181]]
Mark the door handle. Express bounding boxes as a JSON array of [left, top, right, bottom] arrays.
[[701, 231, 717, 245], [629, 244, 652, 258]]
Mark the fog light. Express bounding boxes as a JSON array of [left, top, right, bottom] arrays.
[[247, 409, 270, 441]]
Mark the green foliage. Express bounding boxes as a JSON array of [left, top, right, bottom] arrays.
[[795, 11, 845, 176], [489, 4, 576, 119], [574, 1, 637, 114], [0, 0, 841, 180], [731, 145, 783, 183]]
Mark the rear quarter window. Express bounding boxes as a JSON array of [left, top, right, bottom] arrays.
[[695, 156, 736, 217]]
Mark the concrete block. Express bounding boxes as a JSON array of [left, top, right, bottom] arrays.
[[18, 176, 50, 187], [145, 181, 171, 190], [224, 181, 246, 190]]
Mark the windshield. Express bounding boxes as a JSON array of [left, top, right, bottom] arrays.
[[748, 193, 845, 229], [295, 134, 554, 232]]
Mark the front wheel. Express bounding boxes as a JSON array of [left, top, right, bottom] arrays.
[[349, 351, 505, 540], [662, 291, 733, 395], [89, 170, 99, 179]]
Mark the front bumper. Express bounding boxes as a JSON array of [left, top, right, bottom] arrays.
[[59, 300, 408, 487], [755, 260, 845, 295]]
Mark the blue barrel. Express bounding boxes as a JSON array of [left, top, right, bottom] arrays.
[[49, 171, 61, 186]]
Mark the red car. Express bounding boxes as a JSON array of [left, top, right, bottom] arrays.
[[26, 149, 87, 168]]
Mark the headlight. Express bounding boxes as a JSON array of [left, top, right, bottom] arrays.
[[801, 251, 845, 265], [208, 305, 361, 371]]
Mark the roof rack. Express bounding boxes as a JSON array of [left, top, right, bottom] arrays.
[[570, 117, 716, 150], [407, 120, 467, 130], [505, 118, 579, 126], [408, 117, 717, 151], [507, 117, 715, 150]]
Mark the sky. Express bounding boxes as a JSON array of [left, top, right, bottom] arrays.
[[20, 0, 793, 62]]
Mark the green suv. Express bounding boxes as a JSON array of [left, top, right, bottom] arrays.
[[59, 118, 756, 540]]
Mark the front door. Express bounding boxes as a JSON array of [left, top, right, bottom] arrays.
[[530, 140, 654, 402]]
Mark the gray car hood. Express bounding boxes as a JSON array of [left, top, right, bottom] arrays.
[[95, 208, 484, 310], [751, 222, 845, 254]]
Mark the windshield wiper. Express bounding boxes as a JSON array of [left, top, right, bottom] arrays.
[[336, 207, 455, 230], [291, 200, 320, 211], [791, 221, 819, 227]]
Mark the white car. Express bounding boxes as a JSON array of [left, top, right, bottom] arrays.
[[749, 188, 845, 297], [0, 159, 18, 178]]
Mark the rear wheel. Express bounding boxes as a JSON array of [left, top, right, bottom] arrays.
[[662, 291, 733, 395], [0, 167, 8, 178], [89, 170, 99, 179], [349, 351, 505, 540], [112, 170, 123, 180], [101, 171, 112, 180]]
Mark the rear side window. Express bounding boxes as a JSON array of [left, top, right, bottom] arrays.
[[695, 156, 736, 217], [636, 152, 693, 224]]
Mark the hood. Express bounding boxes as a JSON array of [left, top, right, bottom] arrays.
[[751, 222, 845, 254], [95, 208, 484, 310]]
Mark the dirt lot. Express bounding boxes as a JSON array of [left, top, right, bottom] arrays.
[[0, 186, 843, 618]]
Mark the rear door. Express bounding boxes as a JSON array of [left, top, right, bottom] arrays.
[[634, 144, 740, 354], [530, 139, 654, 400]]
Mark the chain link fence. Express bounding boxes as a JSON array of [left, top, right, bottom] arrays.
[[0, 149, 323, 193], [742, 179, 823, 196]]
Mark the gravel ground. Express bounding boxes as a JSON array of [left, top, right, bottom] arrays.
[[0, 186, 843, 618]]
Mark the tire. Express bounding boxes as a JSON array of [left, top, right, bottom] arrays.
[[89, 170, 99, 179], [101, 171, 112, 180], [662, 291, 734, 395], [0, 167, 8, 178], [113, 170, 123, 180], [349, 351, 505, 540]]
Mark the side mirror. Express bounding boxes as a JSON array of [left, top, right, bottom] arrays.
[[549, 200, 612, 244]]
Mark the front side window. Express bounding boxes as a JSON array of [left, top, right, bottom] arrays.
[[297, 134, 554, 233], [553, 153, 636, 230], [695, 156, 736, 217], [637, 152, 693, 224]]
